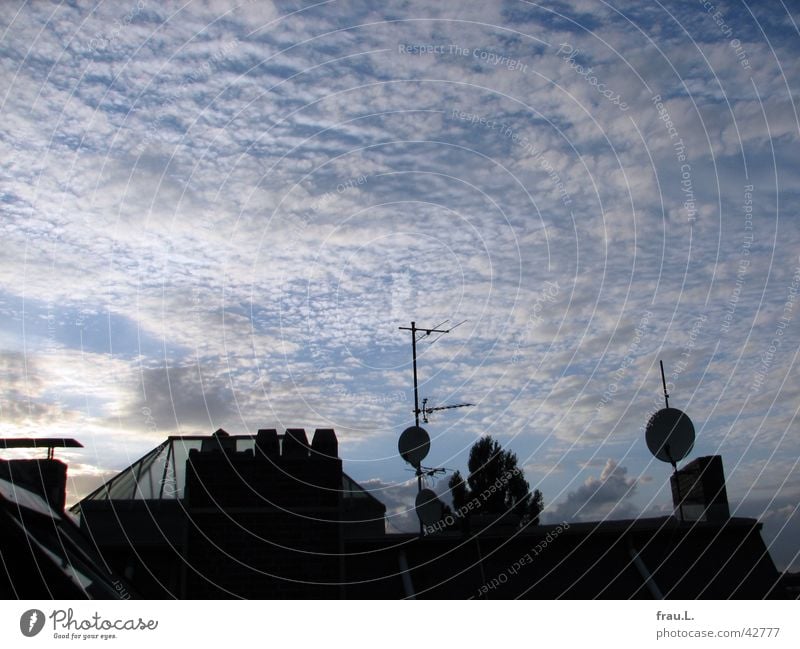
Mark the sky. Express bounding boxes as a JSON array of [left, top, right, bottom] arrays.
[[0, 1, 798, 571]]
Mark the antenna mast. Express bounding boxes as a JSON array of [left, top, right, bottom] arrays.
[[660, 359, 670, 409], [397, 320, 469, 536], [399, 321, 452, 426], [648, 359, 695, 521]]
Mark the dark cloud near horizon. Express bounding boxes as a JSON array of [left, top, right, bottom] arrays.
[[544, 459, 639, 523]]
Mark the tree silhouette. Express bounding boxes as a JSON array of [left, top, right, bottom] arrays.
[[448, 435, 543, 526]]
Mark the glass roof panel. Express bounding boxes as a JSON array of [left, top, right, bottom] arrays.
[[73, 435, 384, 510]]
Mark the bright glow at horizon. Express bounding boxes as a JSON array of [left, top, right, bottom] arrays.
[[0, 1, 798, 571]]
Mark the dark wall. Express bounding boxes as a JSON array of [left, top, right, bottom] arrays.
[[344, 518, 783, 599], [182, 448, 345, 598]]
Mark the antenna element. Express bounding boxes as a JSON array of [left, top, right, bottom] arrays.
[[421, 398, 474, 424]]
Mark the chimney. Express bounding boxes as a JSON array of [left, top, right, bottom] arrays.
[[0, 439, 82, 513], [282, 428, 311, 458], [311, 428, 338, 459], [0, 459, 68, 511], [671, 455, 730, 522]]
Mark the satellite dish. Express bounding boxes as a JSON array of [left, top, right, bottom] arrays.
[[398, 425, 430, 468], [415, 488, 444, 526], [646, 407, 695, 465]]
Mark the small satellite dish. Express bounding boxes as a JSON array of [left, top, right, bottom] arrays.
[[415, 488, 444, 527], [398, 425, 430, 468], [646, 407, 695, 466]]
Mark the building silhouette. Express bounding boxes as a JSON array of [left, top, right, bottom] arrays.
[[0, 430, 792, 599], [73, 428, 385, 598], [0, 438, 130, 599]]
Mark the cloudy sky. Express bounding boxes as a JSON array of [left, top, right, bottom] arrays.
[[1, 1, 798, 570]]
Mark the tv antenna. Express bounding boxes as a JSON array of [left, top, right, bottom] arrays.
[[645, 360, 695, 520], [397, 320, 466, 534], [421, 398, 474, 424], [398, 320, 465, 427]]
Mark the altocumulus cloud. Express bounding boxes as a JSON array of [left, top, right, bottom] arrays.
[[0, 0, 798, 571]]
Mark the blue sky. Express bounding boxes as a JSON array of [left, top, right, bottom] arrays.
[[1, 1, 798, 570]]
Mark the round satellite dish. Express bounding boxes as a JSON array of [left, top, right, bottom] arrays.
[[398, 425, 430, 468], [646, 407, 695, 465], [415, 488, 444, 527]]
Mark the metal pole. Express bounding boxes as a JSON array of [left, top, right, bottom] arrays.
[[666, 443, 684, 522], [417, 468, 423, 536], [660, 359, 670, 409], [410, 322, 422, 535], [411, 321, 420, 427], [398, 320, 452, 536], [400, 321, 450, 426], [673, 466, 684, 522]]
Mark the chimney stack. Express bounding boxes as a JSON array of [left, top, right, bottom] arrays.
[[0, 438, 83, 512]]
